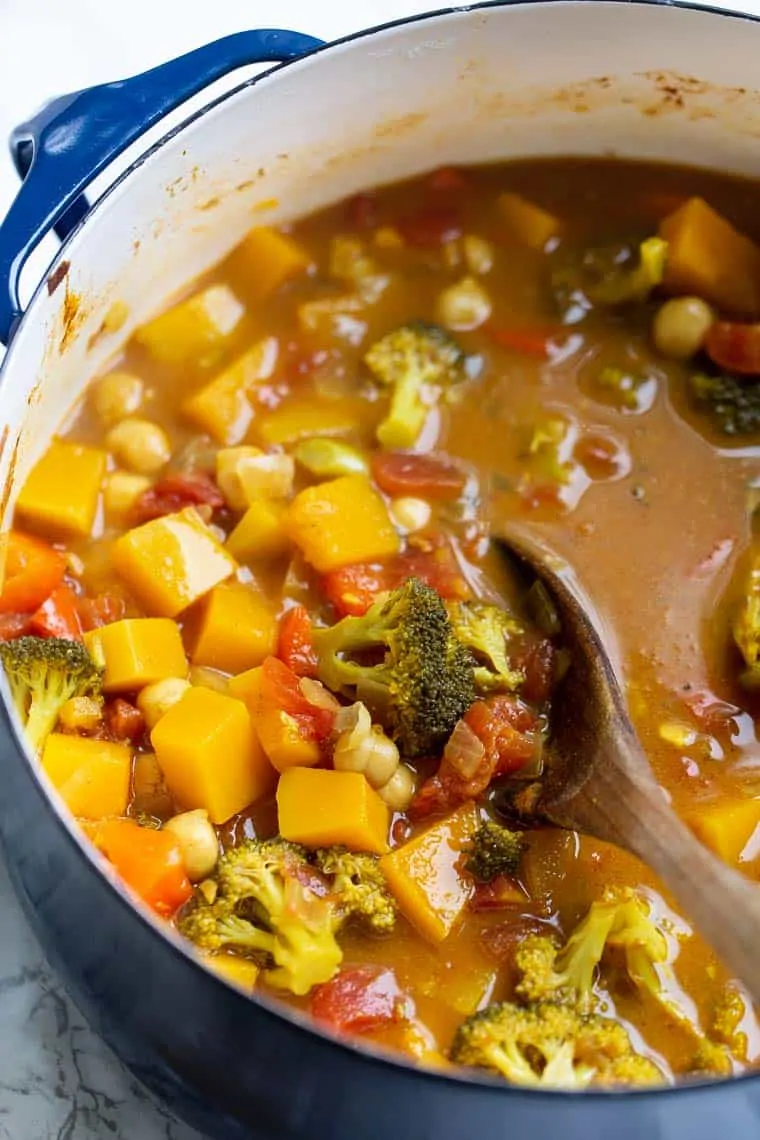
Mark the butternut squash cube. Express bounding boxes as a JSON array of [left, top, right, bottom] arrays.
[[277, 768, 389, 853], [84, 618, 187, 693], [111, 506, 237, 617], [227, 226, 312, 303], [225, 500, 290, 563], [257, 710, 322, 773], [498, 192, 561, 251], [184, 583, 277, 674], [182, 337, 279, 445], [215, 446, 293, 510], [285, 474, 400, 573], [42, 733, 130, 819], [16, 439, 107, 538], [253, 399, 363, 448], [135, 284, 244, 366], [151, 686, 274, 823], [380, 803, 480, 943], [227, 665, 263, 716], [227, 666, 315, 771], [689, 797, 760, 866], [659, 197, 760, 316]]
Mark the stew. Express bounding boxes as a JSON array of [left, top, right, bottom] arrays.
[[3, 157, 760, 1089]]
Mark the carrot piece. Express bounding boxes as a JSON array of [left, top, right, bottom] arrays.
[[31, 585, 83, 641], [486, 324, 558, 359], [0, 531, 66, 614], [370, 452, 466, 500], [704, 320, 760, 376], [94, 819, 193, 917]]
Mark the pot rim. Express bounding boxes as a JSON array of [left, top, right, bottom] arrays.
[[1, 0, 757, 1104]]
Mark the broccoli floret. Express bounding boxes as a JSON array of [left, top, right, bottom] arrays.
[[711, 986, 748, 1055], [450, 1001, 662, 1088], [315, 577, 475, 758], [462, 820, 526, 882], [364, 322, 466, 449], [552, 237, 668, 317], [515, 890, 668, 1014], [732, 550, 760, 687], [689, 985, 748, 1075], [179, 838, 343, 997], [689, 373, 760, 436], [447, 600, 524, 694], [313, 846, 397, 934], [0, 636, 102, 754]]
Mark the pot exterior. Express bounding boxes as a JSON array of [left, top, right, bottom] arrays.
[[3, 3, 760, 1136]]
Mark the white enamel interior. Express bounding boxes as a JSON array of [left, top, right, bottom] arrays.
[[4, 0, 760, 514]]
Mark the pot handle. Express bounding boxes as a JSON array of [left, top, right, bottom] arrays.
[[0, 28, 324, 346]]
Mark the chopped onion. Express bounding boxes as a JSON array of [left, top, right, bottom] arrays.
[[443, 718, 485, 779], [299, 677, 340, 713], [334, 701, 371, 742]]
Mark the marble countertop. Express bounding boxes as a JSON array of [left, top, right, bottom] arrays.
[[0, 0, 758, 1136]]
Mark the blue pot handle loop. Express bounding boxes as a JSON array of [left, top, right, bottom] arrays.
[[0, 28, 323, 346]]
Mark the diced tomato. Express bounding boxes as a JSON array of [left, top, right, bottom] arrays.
[[133, 471, 224, 523], [95, 819, 192, 918], [77, 593, 127, 631], [322, 543, 470, 618], [0, 613, 34, 641], [0, 531, 66, 614], [277, 604, 318, 678], [470, 874, 528, 911], [512, 637, 556, 704], [31, 585, 83, 641], [105, 698, 146, 742], [397, 206, 462, 248], [705, 321, 760, 376], [486, 324, 558, 359], [426, 166, 468, 193], [480, 917, 553, 963], [392, 544, 471, 602], [410, 696, 540, 819], [345, 192, 377, 230], [465, 696, 539, 776], [260, 656, 335, 741], [322, 563, 391, 617], [310, 965, 409, 1035], [371, 452, 467, 501]]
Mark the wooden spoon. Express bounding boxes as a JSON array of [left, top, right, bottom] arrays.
[[498, 524, 760, 1005]]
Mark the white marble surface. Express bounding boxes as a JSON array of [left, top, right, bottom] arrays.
[[0, 0, 759, 1136]]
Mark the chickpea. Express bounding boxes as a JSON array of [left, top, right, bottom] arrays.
[[436, 275, 492, 331], [377, 764, 415, 811], [390, 497, 432, 534], [462, 234, 495, 275], [164, 810, 219, 881], [137, 677, 191, 730], [652, 296, 715, 360], [106, 418, 171, 474], [92, 371, 144, 425]]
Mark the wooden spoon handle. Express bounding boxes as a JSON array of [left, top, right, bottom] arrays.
[[560, 755, 760, 1006]]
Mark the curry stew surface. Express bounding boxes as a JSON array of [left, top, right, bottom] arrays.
[[5, 158, 760, 1087]]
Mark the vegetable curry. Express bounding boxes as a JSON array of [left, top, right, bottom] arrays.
[[3, 157, 760, 1089]]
